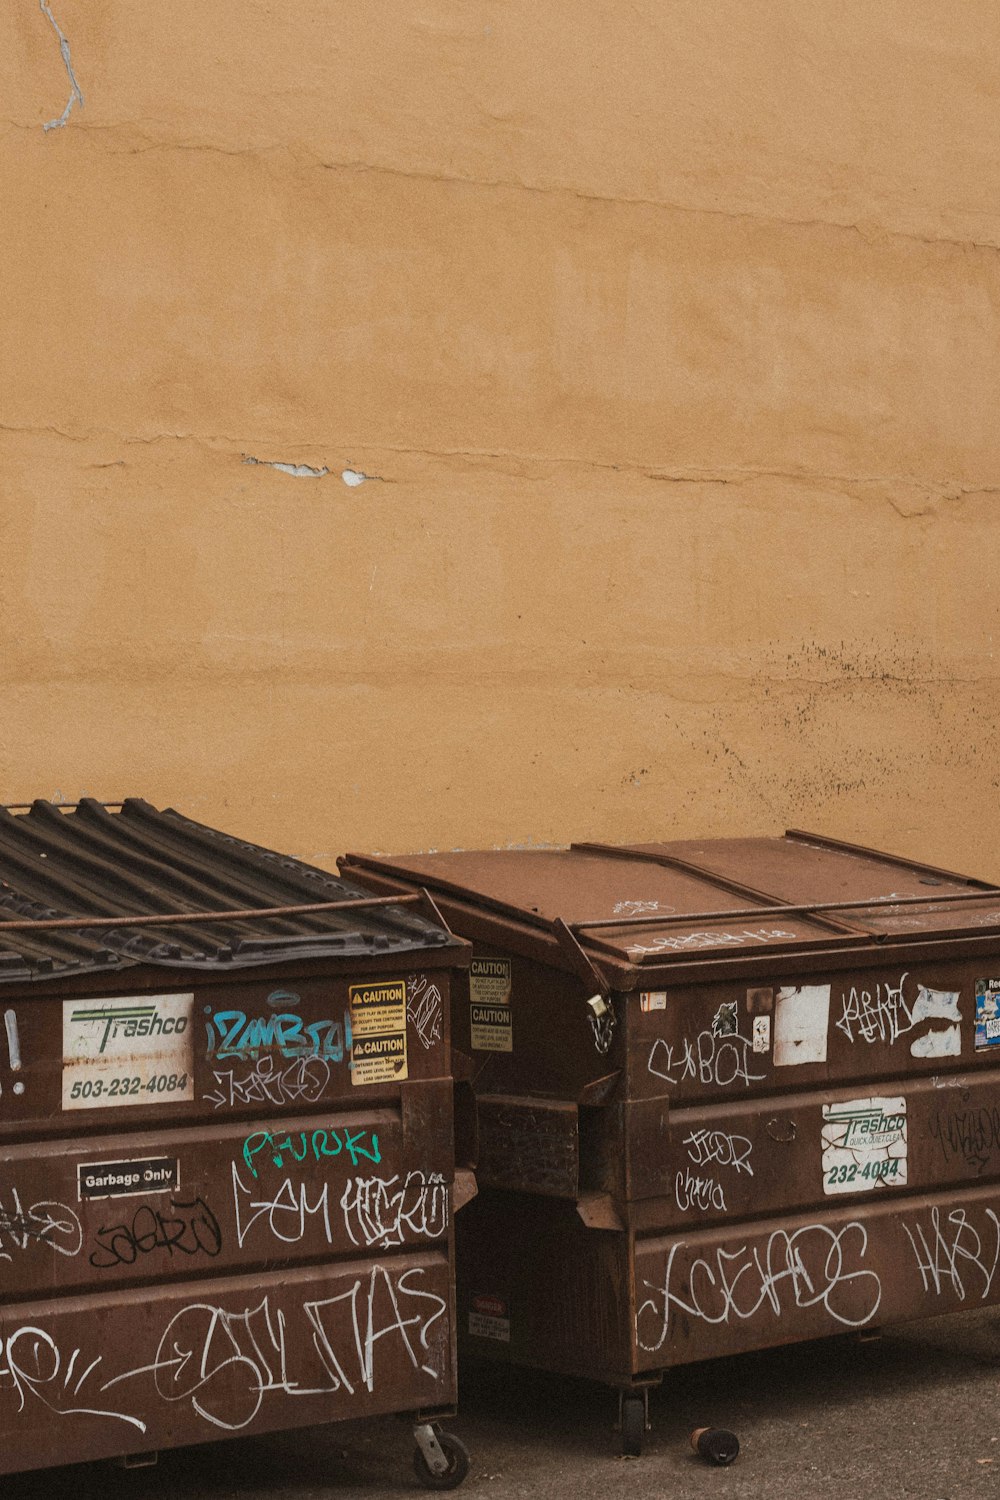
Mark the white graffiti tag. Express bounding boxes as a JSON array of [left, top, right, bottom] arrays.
[[1, 1267, 450, 1436], [675, 1168, 726, 1213], [99, 1266, 448, 1430], [232, 1164, 333, 1248], [649, 1031, 765, 1090], [0, 1189, 83, 1261], [836, 973, 962, 1058], [0, 1330, 143, 1430], [630, 928, 797, 956], [341, 1172, 449, 1249], [406, 975, 443, 1051], [682, 1130, 754, 1176], [203, 1054, 331, 1110], [903, 1205, 1000, 1301], [636, 1221, 882, 1351]]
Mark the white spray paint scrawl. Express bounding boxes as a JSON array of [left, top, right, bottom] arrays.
[[822, 1096, 907, 1195], [773, 984, 831, 1066]]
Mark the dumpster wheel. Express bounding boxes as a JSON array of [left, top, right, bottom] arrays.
[[413, 1423, 470, 1490], [620, 1393, 647, 1458]]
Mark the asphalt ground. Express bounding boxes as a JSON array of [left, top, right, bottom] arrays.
[[6, 1308, 999, 1500]]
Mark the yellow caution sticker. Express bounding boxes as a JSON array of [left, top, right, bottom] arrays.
[[349, 979, 408, 1084]]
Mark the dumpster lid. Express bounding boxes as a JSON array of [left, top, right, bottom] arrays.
[[341, 845, 856, 971], [0, 799, 458, 983], [344, 832, 1000, 980], [605, 830, 999, 942]]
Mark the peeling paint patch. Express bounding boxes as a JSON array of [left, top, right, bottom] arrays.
[[40, 0, 84, 132], [242, 456, 329, 478], [342, 469, 370, 487]]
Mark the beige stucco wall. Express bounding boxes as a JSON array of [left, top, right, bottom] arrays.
[[3, 2, 999, 873]]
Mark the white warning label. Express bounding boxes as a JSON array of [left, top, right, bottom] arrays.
[[470, 957, 512, 1052]]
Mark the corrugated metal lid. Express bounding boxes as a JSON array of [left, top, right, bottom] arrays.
[[0, 799, 456, 983]]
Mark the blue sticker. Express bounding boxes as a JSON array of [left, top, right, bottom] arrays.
[[974, 979, 1000, 1049]]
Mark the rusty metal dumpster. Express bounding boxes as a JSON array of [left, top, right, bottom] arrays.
[[0, 798, 471, 1489], [341, 830, 1000, 1455]]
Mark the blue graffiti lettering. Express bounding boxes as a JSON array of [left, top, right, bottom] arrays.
[[205, 1009, 352, 1063]]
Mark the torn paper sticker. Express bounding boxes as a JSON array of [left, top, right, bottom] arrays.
[[752, 1015, 771, 1054], [774, 983, 831, 1066], [910, 984, 962, 1058], [712, 1001, 739, 1038], [823, 1095, 907, 1194]]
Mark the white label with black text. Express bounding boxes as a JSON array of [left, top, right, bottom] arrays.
[[62, 994, 194, 1110]]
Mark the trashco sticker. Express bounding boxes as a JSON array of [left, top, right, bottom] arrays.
[[62, 993, 194, 1110], [822, 1095, 907, 1195]]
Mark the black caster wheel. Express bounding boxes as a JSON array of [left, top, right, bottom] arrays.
[[621, 1394, 645, 1458], [413, 1428, 470, 1490]]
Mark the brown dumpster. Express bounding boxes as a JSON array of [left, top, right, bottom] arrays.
[[0, 798, 472, 1490], [341, 830, 1000, 1455]]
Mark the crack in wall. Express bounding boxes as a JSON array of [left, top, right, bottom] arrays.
[[1, 424, 997, 509], [85, 132, 1000, 258], [39, 0, 84, 132], [3, 114, 997, 256]]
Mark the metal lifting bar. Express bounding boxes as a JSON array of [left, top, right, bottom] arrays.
[[0, 892, 421, 934], [572, 886, 1000, 932]]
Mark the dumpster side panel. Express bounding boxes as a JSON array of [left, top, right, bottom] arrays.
[[627, 957, 996, 1107], [0, 969, 452, 1139], [633, 1071, 1000, 1231], [456, 947, 622, 1099], [475, 1096, 580, 1198], [0, 965, 460, 1477], [0, 1094, 452, 1296], [0, 1252, 453, 1474], [633, 1183, 1000, 1369]]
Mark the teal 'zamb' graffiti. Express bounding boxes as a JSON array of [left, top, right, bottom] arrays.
[[205, 1002, 352, 1063]]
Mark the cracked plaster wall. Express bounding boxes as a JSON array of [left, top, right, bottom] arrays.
[[2, 1, 1000, 871]]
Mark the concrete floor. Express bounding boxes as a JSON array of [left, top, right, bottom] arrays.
[[6, 1308, 999, 1500]]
